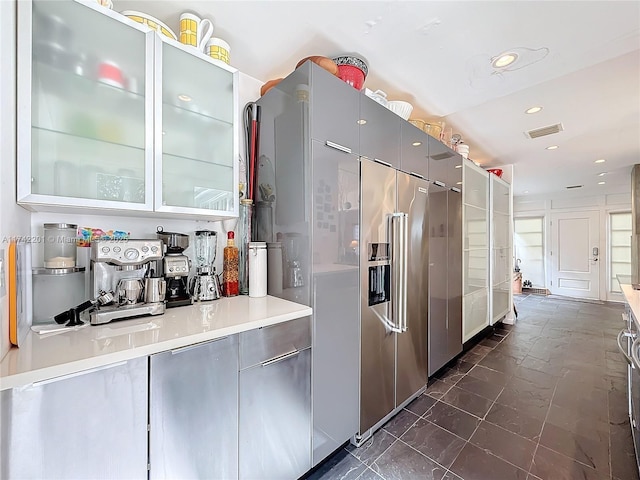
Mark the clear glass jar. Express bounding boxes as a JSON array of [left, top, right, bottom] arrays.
[[43, 223, 78, 268], [238, 199, 253, 294]]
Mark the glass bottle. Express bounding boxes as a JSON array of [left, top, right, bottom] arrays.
[[222, 231, 239, 296], [238, 199, 253, 294]]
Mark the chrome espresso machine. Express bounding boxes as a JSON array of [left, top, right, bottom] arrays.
[[88, 239, 166, 325]]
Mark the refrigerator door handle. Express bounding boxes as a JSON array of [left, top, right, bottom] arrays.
[[390, 212, 408, 333], [400, 212, 408, 332]]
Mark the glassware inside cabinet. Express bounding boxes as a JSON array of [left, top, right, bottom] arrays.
[[29, 0, 149, 203], [160, 42, 235, 212]]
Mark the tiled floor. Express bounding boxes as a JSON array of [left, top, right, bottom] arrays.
[[307, 294, 640, 480]]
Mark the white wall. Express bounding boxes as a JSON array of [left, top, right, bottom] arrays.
[[0, 0, 263, 362], [0, 0, 32, 362], [514, 191, 631, 302]]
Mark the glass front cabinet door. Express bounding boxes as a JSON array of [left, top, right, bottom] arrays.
[[155, 38, 238, 216], [18, 0, 154, 211], [17, 0, 238, 219]]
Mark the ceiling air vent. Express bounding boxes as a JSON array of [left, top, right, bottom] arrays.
[[566, 185, 583, 189], [525, 123, 564, 139]]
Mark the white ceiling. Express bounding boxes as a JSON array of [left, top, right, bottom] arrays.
[[116, 0, 640, 198]]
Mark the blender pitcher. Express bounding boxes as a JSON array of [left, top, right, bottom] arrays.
[[194, 230, 217, 274]]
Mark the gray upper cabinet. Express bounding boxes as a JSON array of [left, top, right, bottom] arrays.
[[0, 358, 148, 479], [428, 135, 457, 185], [308, 63, 360, 152], [448, 150, 463, 189], [149, 336, 239, 480], [400, 121, 429, 178], [359, 96, 401, 168]]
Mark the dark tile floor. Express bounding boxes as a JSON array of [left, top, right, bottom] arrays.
[[307, 294, 640, 480]]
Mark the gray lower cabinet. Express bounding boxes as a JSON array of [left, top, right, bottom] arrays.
[[239, 318, 312, 480], [149, 335, 239, 480], [0, 357, 148, 479], [428, 184, 463, 376]]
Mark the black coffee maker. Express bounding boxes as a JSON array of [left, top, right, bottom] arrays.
[[156, 226, 192, 307]]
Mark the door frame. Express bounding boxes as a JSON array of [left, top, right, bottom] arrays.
[[550, 210, 600, 299]]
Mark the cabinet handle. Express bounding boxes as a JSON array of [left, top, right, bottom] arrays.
[[433, 180, 446, 188], [617, 329, 634, 366], [30, 361, 128, 387], [409, 172, 425, 179], [325, 141, 351, 154], [261, 349, 300, 367], [451, 187, 461, 193], [170, 336, 229, 355], [374, 158, 392, 167]]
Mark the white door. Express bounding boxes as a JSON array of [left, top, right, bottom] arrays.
[[550, 211, 600, 299]]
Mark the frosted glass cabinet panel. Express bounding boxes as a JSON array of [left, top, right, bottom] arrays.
[[19, 1, 238, 219], [157, 40, 236, 213], [462, 160, 490, 341], [464, 249, 488, 293], [19, 0, 153, 208], [464, 205, 488, 249], [490, 174, 512, 324], [463, 163, 489, 209], [464, 288, 489, 340], [492, 178, 511, 214]]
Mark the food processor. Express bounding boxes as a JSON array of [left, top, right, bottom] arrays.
[[189, 229, 221, 301]]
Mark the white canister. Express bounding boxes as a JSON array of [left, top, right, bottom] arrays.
[[267, 242, 283, 295], [249, 242, 267, 297]]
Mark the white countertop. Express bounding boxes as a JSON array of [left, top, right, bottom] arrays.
[[621, 284, 640, 327], [0, 296, 312, 391]]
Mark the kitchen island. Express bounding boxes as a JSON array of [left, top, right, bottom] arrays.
[[0, 296, 312, 480], [618, 282, 640, 477]]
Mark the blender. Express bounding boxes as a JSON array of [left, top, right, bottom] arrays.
[[189, 230, 221, 301]]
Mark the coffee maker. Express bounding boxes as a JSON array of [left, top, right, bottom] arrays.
[[190, 230, 221, 301], [88, 239, 166, 325], [156, 226, 192, 308]]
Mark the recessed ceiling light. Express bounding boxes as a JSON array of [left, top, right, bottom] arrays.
[[598, 181, 606, 185], [525, 106, 542, 114], [178, 94, 192, 102], [492, 52, 518, 68], [546, 145, 559, 150], [412, 142, 422, 146], [595, 159, 606, 163], [524, 191, 529, 194], [598, 172, 607, 177], [357, 119, 367, 125], [455, 165, 462, 168]]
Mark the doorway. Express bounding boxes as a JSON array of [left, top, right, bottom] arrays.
[[550, 211, 600, 299], [514, 217, 545, 289]]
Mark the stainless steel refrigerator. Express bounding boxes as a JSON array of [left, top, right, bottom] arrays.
[[357, 158, 429, 441]]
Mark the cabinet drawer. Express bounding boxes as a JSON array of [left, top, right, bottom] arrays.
[[240, 317, 311, 369]]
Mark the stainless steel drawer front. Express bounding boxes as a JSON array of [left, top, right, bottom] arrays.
[[240, 316, 311, 369]]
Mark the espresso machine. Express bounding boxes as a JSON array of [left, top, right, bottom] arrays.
[[157, 226, 192, 307], [190, 229, 221, 301], [88, 239, 166, 325]]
